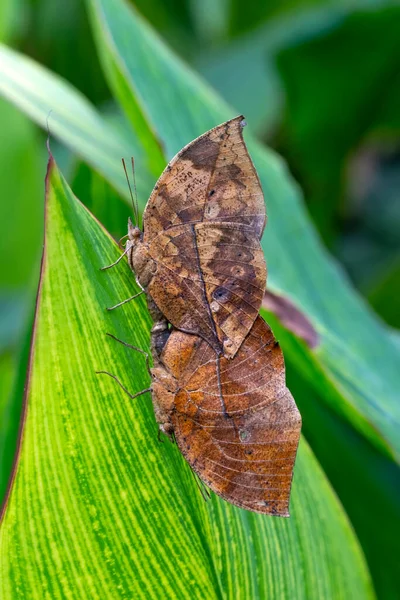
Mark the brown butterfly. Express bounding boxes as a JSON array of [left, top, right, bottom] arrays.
[[125, 116, 266, 359], [101, 116, 301, 516], [150, 316, 301, 516]]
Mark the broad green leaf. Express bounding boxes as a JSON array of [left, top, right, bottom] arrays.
[[0, 158, 374, 599], [87, 0, 400, 461], [0, 43, 157, 202]]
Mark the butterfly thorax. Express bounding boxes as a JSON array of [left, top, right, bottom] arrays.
[[127, 218, 172, 357]]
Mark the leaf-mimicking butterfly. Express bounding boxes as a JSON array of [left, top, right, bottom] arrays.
[[126, 116, 267, 359], [102, 116, 301, 516], [150, 316, 301, 516]]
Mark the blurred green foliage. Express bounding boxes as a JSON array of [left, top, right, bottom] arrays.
[[275, 5, 400, 249], [0, 0, 399, 598]]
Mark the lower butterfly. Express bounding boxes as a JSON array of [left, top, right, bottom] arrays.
[[150, 316, 301, 516]]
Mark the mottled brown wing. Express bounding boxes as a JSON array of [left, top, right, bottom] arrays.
[[148, 223, 266, 358], [143, 116, 266, 243], [160, 316, 301, 516]]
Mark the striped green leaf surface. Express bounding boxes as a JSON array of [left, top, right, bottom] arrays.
[[0, 158, 373, 599], [87, 0, 400, 461]]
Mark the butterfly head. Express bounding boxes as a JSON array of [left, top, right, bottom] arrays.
[[128, 216, 142, 241]]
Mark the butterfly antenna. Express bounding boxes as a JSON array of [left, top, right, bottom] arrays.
[[122, 158, 138, 227], [131, 157, 140, 229]]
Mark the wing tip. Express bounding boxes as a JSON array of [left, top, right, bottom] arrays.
[[227, 115, 246, 129]]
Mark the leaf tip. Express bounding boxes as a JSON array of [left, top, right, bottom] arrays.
[[45, 109, 54, 155], [44, 109, 57, 192]]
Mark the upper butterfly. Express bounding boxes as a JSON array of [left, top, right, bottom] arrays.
[[127, 116, 266, 359]]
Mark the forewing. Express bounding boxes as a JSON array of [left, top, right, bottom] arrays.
[[195, 222, 266, 358], [143, 116, 266, 243], [148, 223, 267, 357], [147, 225, 223, 355], [161, 317, 301, 516]]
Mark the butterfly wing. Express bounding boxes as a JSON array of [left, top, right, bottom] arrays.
[[195, 222, 267, 357], [143, 116, 266, 243], [148, 223, 266, 357], [161, 317, 301, 516]]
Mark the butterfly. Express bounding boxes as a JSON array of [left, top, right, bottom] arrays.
[[126, 116, 267, 359], [150, 316, 301, 516], [102, 116, 301, 516]]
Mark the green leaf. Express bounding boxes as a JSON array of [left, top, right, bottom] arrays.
[[0, 43, 155, 202], [0, 158, 374, 599], [87, 0, 400, 461]]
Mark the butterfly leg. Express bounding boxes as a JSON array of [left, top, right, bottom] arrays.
[[96, 370, 151, 400], [106, 290, 144, 311], [117, 234, 129, 247], [105, 332, 151, 376], [100, 246, 130, 271]]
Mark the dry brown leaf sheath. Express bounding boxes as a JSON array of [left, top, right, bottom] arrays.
[[127, 116, 267, 359]]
